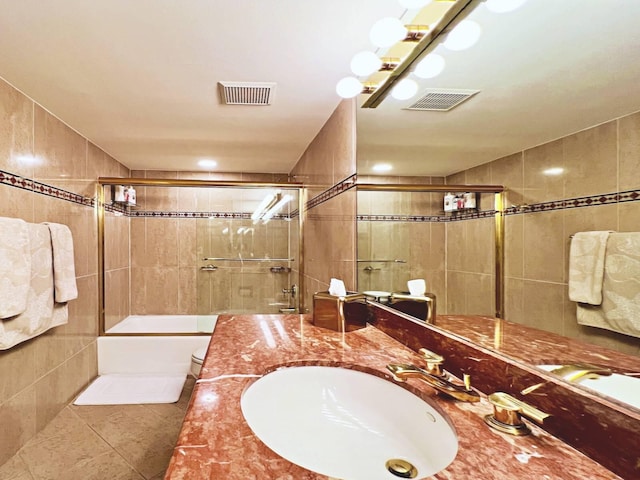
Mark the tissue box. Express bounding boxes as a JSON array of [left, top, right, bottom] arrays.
[[312, 291, 368, 332]]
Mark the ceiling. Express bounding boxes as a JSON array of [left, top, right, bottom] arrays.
[[1, 1, 640, 177]]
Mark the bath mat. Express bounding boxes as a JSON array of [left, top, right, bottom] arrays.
[[73, 374, 187, 405]]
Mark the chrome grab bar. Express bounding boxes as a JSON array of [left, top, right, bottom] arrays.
[[202, 257, 294, 262]]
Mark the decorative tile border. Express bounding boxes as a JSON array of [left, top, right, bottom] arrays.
[[0, 169, 94, 207], [127, 210, 291, 221], [306, 174, 357, 210], [358, 209, 496, 223], [361, 189, 640, 222], [504, 188, 640, 215]]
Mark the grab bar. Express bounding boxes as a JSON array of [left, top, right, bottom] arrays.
[[357, 259, 406, 263], [200, 265, 218, 271], [202, 257, 294, 262]]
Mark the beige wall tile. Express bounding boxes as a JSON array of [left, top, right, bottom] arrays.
[[523, 210, 564, 283], [0, 387, 36, 465], [563, 121, 617, 198], [0, 79, 34, 178], [445, 221, 465, 272], [66, 275, 98, 356], [33, 106, 87, 181], [466, 218, 494, 275], [619, 202, 640, 231], [504, 214, 523, 278], [465, 273, 495, 316], [445, 271, 466, 314], [0, 186, 35, 222], [0, 342, 35, 404], [504, 277, 524, 324], [618, 111, 640, 191], [178, 267, 197, 315], [522, 280, 565, 336], [491, 152, 523, 208], [523, 138, 564, 204]]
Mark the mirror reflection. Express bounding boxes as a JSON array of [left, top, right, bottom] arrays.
[[355, 0, 640, 410]]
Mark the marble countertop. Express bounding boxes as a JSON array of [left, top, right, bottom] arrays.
[[164, 314, 620, 479]]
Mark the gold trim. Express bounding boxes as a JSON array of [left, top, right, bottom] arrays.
[[297, 187, 306, 312], [98, 177, 303, 189], [361, 0, 476, 109], [357, 183, 504, 193], [494, 191, 505, 318], [97, 183, 106, 336]]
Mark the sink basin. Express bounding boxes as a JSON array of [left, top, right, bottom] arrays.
[[241, 365, 458, 480], [539, 365, 640, 410]]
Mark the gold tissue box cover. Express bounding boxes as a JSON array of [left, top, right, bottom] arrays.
[[312, 291, 368, 332]]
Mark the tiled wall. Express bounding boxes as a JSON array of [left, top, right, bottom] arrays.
[[289, 100, 358, 311], [0, 77, 130, 463], [447, 110, 640, 356]]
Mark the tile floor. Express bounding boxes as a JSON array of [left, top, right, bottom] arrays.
[[0, 377, 195, 480]]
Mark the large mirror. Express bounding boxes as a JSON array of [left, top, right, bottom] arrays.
[[355, 0, 640, 410]]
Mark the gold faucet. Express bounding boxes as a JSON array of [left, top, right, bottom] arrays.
[[548, 363, 612, 383], [386, 363, 481, 402], [484, 392, 550, 436]]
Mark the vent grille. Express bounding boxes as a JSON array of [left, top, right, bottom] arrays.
[[218, 81, 276, 106], [405, 89, 479, 111]]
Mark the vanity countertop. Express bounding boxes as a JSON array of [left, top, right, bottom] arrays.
[[164, 314, 621, 479]]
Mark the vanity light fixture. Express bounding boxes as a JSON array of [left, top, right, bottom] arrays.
[[354, 0, 477, 108], [391, 78, 419, 100], [351, 51, 384, 76]]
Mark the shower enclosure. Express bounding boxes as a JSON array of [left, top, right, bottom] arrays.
[[97, 178, 303, 336]]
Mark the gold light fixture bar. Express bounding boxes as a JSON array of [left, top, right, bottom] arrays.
[[361, 0, 476, 109]]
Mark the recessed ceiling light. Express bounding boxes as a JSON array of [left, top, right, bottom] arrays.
[[373, 163, 393, 172], [198, 159, 217, 169]]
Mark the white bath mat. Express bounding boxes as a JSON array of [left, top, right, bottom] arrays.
[[73, 374, 187, 405]]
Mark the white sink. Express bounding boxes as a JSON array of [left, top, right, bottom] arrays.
[[241, 365, 458, 480], [538, 365, 640, 410]]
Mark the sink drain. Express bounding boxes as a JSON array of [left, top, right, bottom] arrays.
[[385, 459, 417, 478]]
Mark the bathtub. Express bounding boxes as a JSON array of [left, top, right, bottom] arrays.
[[98, 315, 218, 375]]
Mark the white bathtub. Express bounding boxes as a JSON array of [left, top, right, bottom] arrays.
[[98, 315, 218, 375]]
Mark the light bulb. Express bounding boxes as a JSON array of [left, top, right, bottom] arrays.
[[370, 17, 408, 48], [373, 163, 393, 172], [443, 20, 482, 51], [350, 51, 383, 77], [414, 53, 445, 79], [485, 0, 527, 13], [198, 159, 217, 168], [398, 0, 432, 9], [391, 78, 418, 100], [336, 77, 363, 98]]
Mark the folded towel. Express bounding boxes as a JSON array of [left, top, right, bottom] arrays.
[[576, 232, 640, 338], [44, 222, 78, 303], [407, 279, 426, 296], [0, 217, 31, 318], [0, 224, 55, 350], [568, 231, 612, 305]]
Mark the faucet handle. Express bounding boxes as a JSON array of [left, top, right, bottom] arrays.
[[484, 392, 550, 436], [418, 348, 444, 376]]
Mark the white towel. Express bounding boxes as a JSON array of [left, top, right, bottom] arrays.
[[577, 232, 640, 338], [568, 231, 612, 305], [407, 279, 426, 296], [44, 222, 78, 303], [0, 224, 55, 350], [0, 217, 31, 318]]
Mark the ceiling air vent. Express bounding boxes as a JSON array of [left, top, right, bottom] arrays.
[[218, 81, 276, 106], [405, 89, 479, 112]]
